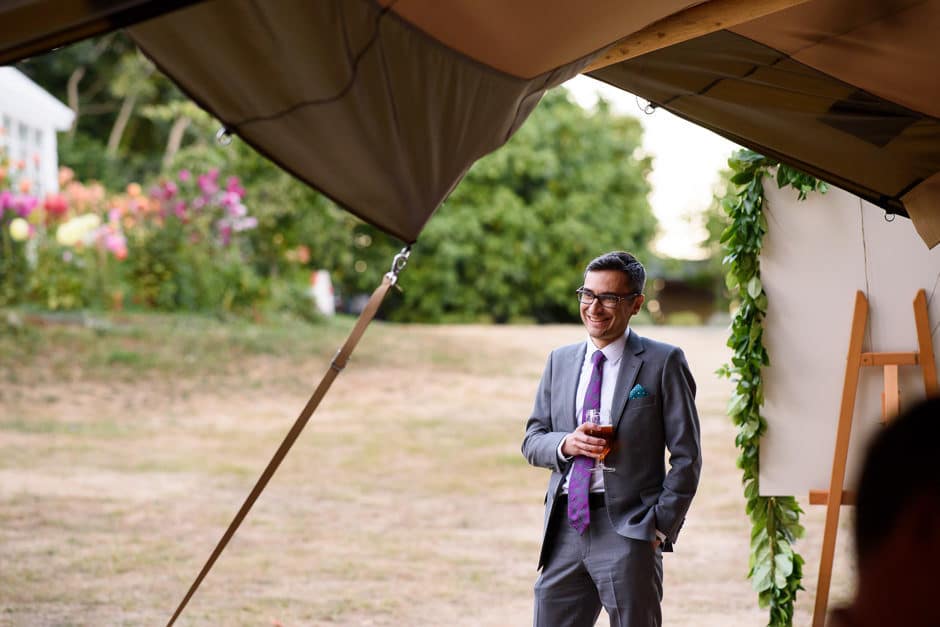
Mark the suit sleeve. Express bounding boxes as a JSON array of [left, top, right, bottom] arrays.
[[521, 350, 571, 474], [653, 347, 702, 543]]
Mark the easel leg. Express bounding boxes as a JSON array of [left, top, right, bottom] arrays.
[[914, 289, 938, 397], [812, 291, 868, 627]]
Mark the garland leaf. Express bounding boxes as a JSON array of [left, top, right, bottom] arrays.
[[719, 148, 826, 626]]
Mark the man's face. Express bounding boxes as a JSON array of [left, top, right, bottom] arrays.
[[580, 270, 644, 348]]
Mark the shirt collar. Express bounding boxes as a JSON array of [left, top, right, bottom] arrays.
[[586, 327, 629, 366]]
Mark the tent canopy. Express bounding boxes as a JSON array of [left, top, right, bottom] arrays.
[[3, 0, 938, 245]]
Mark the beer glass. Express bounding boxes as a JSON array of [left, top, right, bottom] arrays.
[[586, 409, 615, 473]]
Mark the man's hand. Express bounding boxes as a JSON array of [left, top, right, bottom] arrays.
[[561, 423, 608, 459], [651, 538, 662, 550]]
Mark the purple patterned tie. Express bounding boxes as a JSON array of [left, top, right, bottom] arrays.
[[567, 349, 606, 534]]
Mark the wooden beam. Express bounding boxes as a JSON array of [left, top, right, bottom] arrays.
[[583, 0, 812, 73], [860, 352, 918, 367], [809, 490, 856, 506]]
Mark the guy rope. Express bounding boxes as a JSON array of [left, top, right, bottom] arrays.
[[166, 246, 411, 626]]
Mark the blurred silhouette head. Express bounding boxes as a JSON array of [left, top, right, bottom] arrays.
[[839, 396, 940, 627], [854, 397, 940, 562]]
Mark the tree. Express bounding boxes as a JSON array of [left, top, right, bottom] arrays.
[[17, 33, 184, 187], [186, 88, 658, 323], [16, 38, 657, 323], [380, 89, 656, 322], [158, 89, 657, 325]]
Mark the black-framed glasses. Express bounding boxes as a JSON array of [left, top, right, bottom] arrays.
[[576, 287, 640, 308]]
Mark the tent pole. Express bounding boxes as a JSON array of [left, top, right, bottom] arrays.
[[584, 0, 811, 72], [165, 246, 411, 627]]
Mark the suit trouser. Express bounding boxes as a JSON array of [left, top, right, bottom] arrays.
[[534, 498, 663, 627]]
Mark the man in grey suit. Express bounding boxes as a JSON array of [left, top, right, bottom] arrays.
[[522, 251, 701, 627]]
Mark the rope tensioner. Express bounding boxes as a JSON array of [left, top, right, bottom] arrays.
[[386, 245, 412, 286]]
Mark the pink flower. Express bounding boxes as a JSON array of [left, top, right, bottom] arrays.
[[226, 176, 246, 198], [162, 180, 178, 200], [220, 191, 244, 212], [104, 232, 127, 260], [173, 201, 187, 220], [178, 169, 192, 183], [218, 224, 232, 246], [15, 194, 39, 217], [233, 216, 257, 231], [197, 173, 218, 196]]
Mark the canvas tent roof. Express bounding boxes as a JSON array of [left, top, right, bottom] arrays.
[[2, 0, 938, 245]]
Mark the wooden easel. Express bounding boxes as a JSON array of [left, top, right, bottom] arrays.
[[810, 289, 938, 627]]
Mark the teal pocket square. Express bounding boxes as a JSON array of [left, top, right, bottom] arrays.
[[629, 384, 649, 400]]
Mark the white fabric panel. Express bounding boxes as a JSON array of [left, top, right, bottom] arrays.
[[759, 182, 940, 496]]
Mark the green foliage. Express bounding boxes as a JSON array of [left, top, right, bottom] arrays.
[[384, 90, 656, 322], [0, 148, 32, 305], [123, 170, 265, 313], [717, 149, 825, 625], [1, 125, 277, 316], [165, 88, 657, 324], [17, 38, 658, 323], [17, 33, 191, 184], [168, 138, 381, 293], [28, 243, 99, 310], [57, 133, 160, 190], [268, 281, 325, 324], [0, 218, 30, 305]]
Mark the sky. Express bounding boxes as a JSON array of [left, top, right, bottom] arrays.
[[563, 75, 740, 260]]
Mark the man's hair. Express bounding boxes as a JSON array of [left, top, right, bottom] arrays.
[[854, 397, 940, 561], [584, 251, 646, 294]]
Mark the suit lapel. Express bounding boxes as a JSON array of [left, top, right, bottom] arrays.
[[612, 329, 645, 430], [562, 342, 587, 431]]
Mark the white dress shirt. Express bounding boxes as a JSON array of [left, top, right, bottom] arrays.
[[559, 330, 628, 494]]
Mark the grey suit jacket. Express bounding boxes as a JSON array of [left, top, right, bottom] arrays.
[[521, 329, 702, 569]]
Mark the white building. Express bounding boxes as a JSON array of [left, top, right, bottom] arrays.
[[0, 67, 75, 197]]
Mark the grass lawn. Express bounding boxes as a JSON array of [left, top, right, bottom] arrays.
[[0, 312, 855, 625]]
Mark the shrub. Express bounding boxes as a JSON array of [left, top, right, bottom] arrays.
[[1, 147, 267, 314]]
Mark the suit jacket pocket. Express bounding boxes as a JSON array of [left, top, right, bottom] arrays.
[[626, 395, 657, 411]]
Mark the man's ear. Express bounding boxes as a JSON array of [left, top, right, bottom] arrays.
[[633, 294, 645, 315]]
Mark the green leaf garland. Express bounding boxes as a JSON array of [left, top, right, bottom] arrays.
[[718, 149, 827, 626]]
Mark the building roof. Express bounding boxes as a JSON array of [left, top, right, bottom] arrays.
[[0, 66, 75, 130]]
